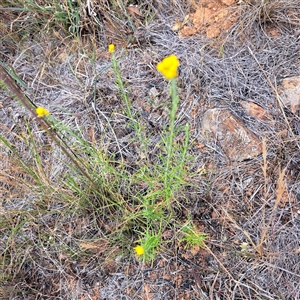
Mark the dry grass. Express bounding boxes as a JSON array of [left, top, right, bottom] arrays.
[[228, 0, 300, 41], [1, 0, 300, 299]]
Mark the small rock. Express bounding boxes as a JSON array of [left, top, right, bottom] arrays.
[[280, 76, 300, 113], [221, 0, 235, 5], [202, 108, 262, 161], [149, 87, 159, 98], [240, 101, 273, 122]]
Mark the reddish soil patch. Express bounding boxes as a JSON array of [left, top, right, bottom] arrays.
[[179, 0, 238, 38]]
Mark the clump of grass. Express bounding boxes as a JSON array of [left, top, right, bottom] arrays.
[[225, 0, 300, 42], [179, 222, 208, 249], [1, 0, 155, 50], [1, 0, 81, 40]]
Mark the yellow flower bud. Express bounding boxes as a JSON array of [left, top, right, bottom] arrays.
[[134, 245, 144, 256], [108, 44, 115, 53], [36, 107, 50, 117]]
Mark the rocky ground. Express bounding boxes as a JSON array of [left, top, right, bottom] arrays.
[[1, 0, 300, 299]]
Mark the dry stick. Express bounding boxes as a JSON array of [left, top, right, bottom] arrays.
[[0, 65, 98, 191], [262, 138, 267, 196], [221, 208, 257, 250], [257, 168, 286, 255], [209, 271, 219, 300], [257, 137, 268, 256]]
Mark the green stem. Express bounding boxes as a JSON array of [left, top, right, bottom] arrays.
[[164, 78, 179, 203]]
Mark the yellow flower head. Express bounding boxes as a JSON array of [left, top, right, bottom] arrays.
[[156, 54, 179, 80], [108, 44, 115, 53], [36, 106, 50, 117], [134, 245, 144, 256]]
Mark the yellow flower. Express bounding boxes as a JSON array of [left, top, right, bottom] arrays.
[[134, 245, 144, 256], [108, 44, 115, 53], [156, 54, 179, 80], [36, 106, 50, 117]]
